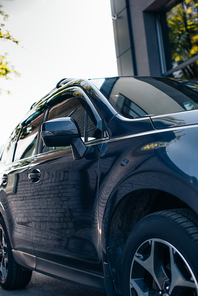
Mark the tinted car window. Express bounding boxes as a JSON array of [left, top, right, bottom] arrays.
[[47, 95, 86, 136], [14, 112, 44, 161], [43, 94, 101, 153], [90, 77, 198, 119], [87, 110, 100, 141], [1, 124, 21, 165]]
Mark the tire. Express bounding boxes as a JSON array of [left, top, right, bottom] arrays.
[[121, 209, 198, 296], [0, 216, 32, 290]]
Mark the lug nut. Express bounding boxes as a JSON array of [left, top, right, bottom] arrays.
[[166, 285, 170, 291]]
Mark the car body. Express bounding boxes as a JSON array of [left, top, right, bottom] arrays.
[[0, 76, 198, 295]]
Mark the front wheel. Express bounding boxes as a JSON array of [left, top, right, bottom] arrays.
[[121, 210, 198, 296]]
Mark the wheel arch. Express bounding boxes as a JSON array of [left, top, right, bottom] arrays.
[[102, 171, 198, 294]]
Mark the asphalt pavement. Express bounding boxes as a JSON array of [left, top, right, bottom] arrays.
[[0, 272, 106, 296]]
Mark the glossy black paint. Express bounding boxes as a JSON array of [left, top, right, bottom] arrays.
[[41, 117, 80, 147], [1, 77, 198, 294]]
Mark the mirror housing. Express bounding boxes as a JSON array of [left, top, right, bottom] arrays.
[[41, 117, 80, 147], [41, 117, 87, 160]]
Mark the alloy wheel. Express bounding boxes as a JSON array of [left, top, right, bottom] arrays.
[[130, 238, 198, 296]]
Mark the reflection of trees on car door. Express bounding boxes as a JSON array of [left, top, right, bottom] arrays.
[[0, 109, 45, 258]]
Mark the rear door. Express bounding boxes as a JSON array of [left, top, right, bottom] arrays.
[[0, 108, 45, 262]]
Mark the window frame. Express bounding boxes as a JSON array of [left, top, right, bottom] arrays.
[[46, 86, 103, 129], [2, 86, 109, 164], [38, 86, 109, 154]]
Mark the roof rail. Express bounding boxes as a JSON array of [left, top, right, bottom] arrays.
[[56, 78, 76, 88], [30, 102, 36, 110], [56, 78, 68, 88]]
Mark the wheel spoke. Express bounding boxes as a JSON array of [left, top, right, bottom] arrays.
[[1, 264, 7, 279], [0, 228, 3, 248], [2, 237, 7, 249], [0, 226, 8, 281], [133, 240, 168, 290], [0, 256, 6, 280], [169, 246, 197, 294], [3, 256, 8, 269], [0, 261, 3, 275], [130, 278, 150, 296]]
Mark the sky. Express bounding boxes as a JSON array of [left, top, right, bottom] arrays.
[[0, 0, 117, 148]]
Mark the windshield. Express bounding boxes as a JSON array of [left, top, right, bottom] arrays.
[[90, 77, 198, 119]]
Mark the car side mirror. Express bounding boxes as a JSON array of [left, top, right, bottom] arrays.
[[41, 117, 87, 159]]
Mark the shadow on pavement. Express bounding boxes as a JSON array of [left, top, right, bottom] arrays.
[[0, 272, 106, 296]]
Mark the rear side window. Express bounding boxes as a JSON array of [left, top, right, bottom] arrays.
[[14, 111, 44, 161], [91, 77, 198, 119], [1, 124, 21, 165]]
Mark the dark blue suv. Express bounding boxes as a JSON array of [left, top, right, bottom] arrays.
[[0, 77, 198, 296]]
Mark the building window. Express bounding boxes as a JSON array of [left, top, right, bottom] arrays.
[[161, 0, 198, 79]]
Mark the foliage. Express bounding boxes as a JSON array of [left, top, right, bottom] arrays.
[[0, 4, 20, 94], [166, 0, 198, 78]]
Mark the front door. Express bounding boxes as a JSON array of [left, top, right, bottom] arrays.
[[28, 88, 104, 273]]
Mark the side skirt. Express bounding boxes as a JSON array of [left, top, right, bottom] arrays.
[[12, 249, 105, 292], [12, 249, 36, 270]]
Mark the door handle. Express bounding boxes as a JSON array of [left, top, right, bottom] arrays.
[[1, 174, 8, 187], [28, 169, 41, 183]]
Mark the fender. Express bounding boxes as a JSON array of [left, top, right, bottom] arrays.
[[98, 124, 198, 252], [100, 169, 198, 251]]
